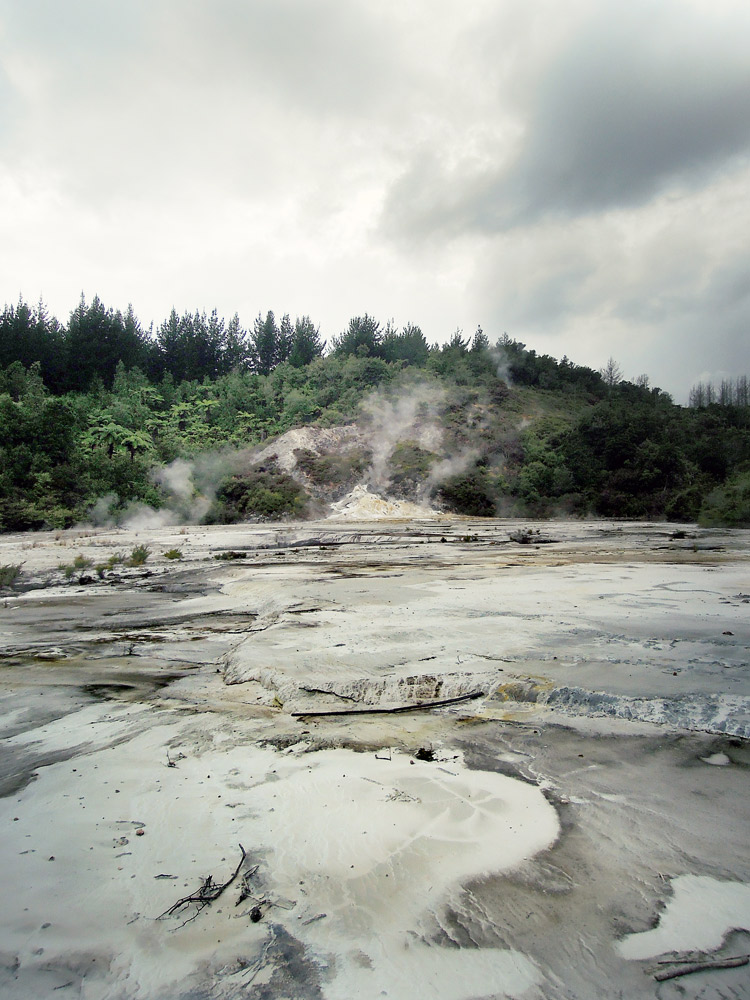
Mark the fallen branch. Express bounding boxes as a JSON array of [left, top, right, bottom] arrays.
[[291, 690, 484, 718], [653, 955, 749, 982], [158, 844, 248, 923]]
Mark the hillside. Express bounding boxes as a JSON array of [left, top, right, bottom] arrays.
[[1, 299, 749, 532]]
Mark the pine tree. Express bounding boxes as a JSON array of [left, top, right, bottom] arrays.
[[277, 313, 294, 365], [289, 316, 325, 367], [224, 313, 248, 370], [65, 294, 147, 391], [251, 311, 278, 375], [380, 322, 429, 365], [331, 314, 381, 357], [470, 325, 490, 352]]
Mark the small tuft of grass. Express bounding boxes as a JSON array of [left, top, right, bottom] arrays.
[[58, 553, 94, 581], [0, 563, 22, 587], [106, 552, 125, 569], [213, 550, 248, 561], [127, 544, 151, 567], [163, 548, 183, 560]]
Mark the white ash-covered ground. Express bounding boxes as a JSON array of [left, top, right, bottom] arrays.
[[0, 517, 748, 1000]]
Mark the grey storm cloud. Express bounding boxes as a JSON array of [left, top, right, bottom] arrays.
[[382, 0, 750, 238], [1, 0, 748, 400], [2, 0, 398, 111], [0, 0, 403, 204]]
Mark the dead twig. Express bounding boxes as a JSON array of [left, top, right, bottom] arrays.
[[291, 690, 484, 718], [653, 955, 749, 982], [158, 844, 248, 924], [235, 864, 260, 906]]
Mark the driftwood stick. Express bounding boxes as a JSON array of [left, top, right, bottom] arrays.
[[219, 843, 249, 895], [291, 690, 484, 718], [159, 844, 248, 919], [653, 955, 749, 982]]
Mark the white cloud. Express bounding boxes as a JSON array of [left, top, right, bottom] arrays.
[[0, 0, 748, 398]]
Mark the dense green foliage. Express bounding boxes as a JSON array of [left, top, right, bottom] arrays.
[[436, 465, 498, 518], [208, 465, 308, 523], [698, 466, 750, 526], [1, 294, 749, 529]]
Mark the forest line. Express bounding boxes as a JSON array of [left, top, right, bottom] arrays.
[[1, 294, 749, 532]]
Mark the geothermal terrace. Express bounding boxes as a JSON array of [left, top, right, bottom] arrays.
[[0, 516, 748, 999]]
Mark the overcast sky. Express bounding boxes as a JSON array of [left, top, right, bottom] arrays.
[[2, 0, 748, 400]]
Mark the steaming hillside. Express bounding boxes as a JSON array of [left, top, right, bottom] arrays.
[[1, 313, 749, 531], [238, 385, 464, 518], [159, 377, 567, 525], [193, 370, 750, 528]]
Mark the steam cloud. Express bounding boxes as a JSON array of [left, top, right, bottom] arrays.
[[359, 382, 445, 492], [85, 449, 255, 529], [358, 380, 484, 505], [83, 377, 495, 528]]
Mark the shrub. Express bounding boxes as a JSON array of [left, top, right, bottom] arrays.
[[664, 485, 704, 523], [208, 465, 308, 523], [434, 468, 496, 517], [0, 563, 22, 587], [58, 554, 91, 579], [699, 467, 750, 527], [127, 544, 151, 566], [163, 548, 183, 560]]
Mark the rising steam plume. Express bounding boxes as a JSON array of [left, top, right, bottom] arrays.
[[84, 379, 486, 527]]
